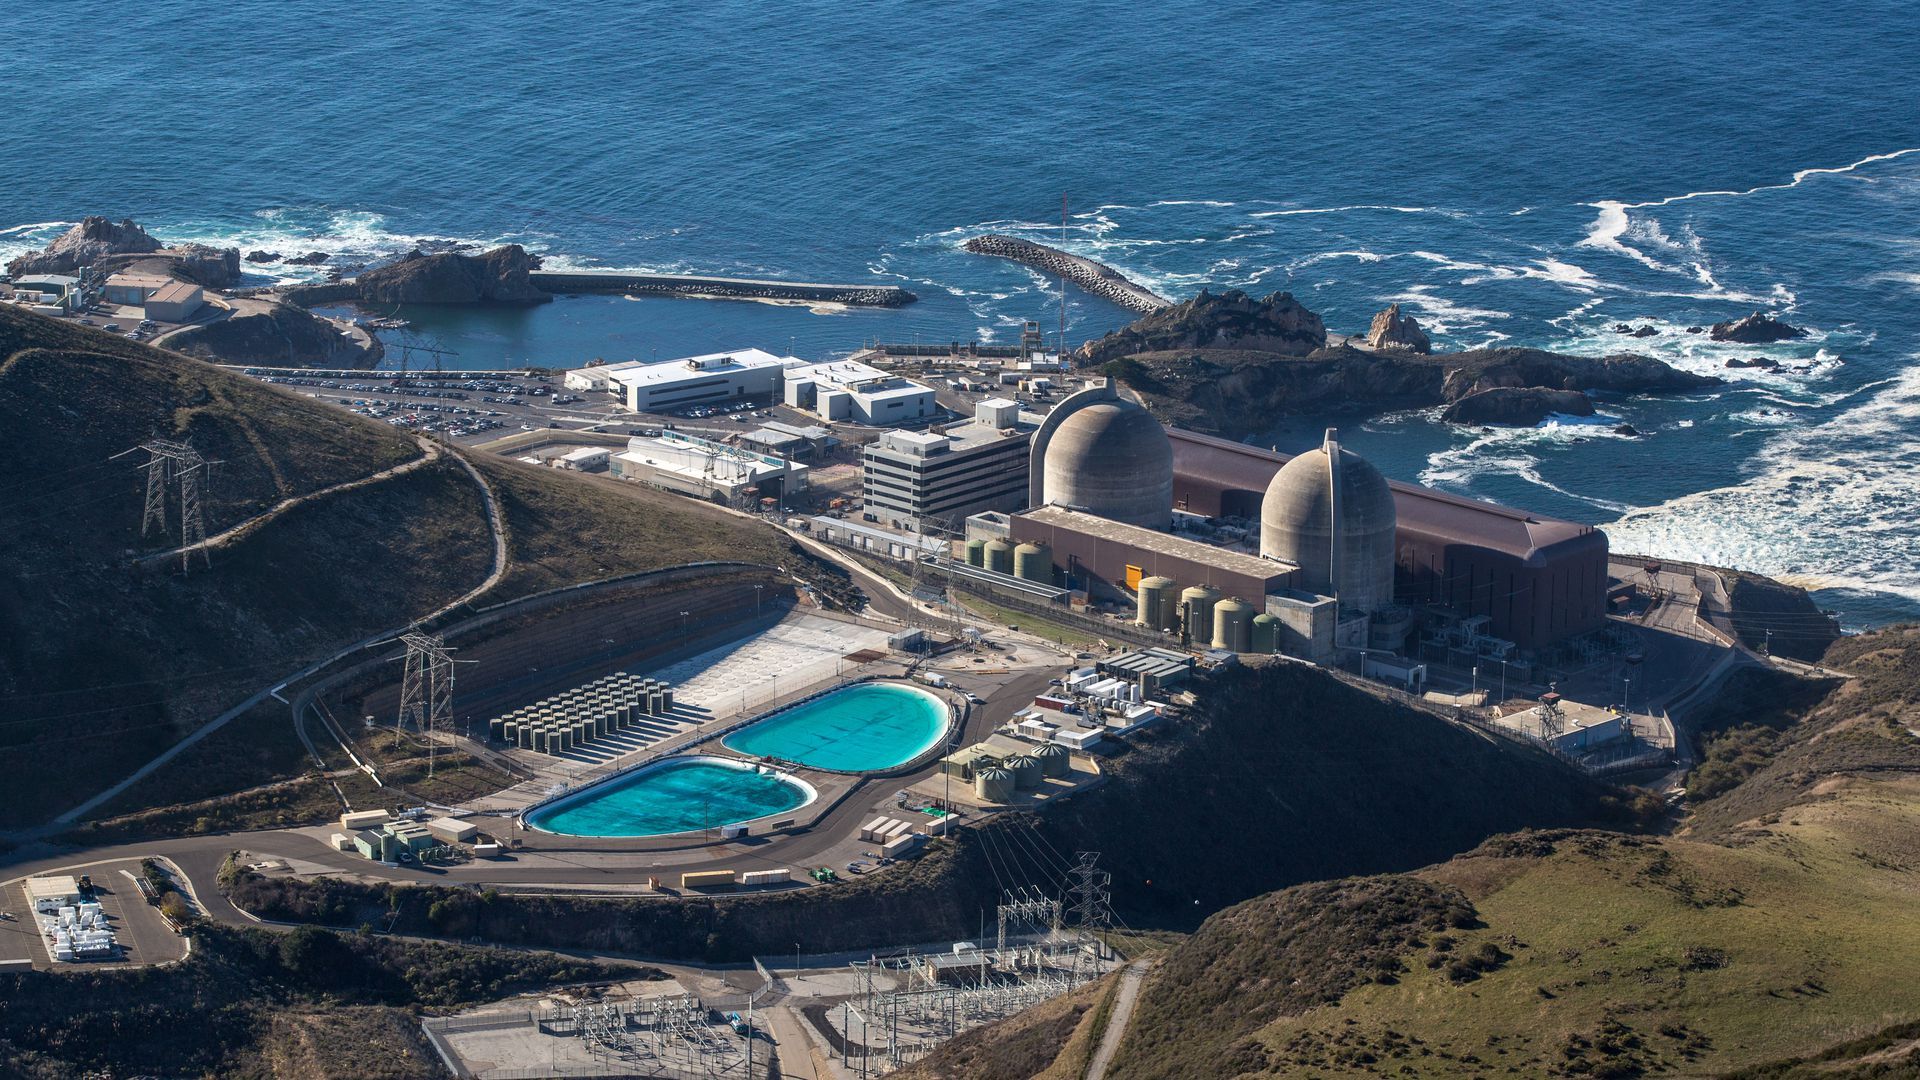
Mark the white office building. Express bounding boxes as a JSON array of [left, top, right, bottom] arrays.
[[862, 398, 1034, 530], [563, 349, 801, 413], [783, 359, 936, 425]]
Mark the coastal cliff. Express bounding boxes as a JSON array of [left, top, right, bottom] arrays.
[[1079, 289, 1325, 365], [347, 245, 551, 304], [166, 300, 380, 369], [6, 216, 242, 287], [962, 233, 1172, 313], [1090, 290, 1718, 436]]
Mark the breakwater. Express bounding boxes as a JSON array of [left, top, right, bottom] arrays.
[[961, 234, 1172, 314], [276, 273, 915, 309], [528, 271, 915, 307]]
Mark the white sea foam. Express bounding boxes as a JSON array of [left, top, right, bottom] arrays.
[[1249, 204, 1451, 218], [1604, 361, 1920, 604], [1421, 419, 1639, 514], [1380, 286, 1509, 333]]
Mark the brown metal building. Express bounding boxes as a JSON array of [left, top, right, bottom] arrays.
[[1009, 504, 1299, 603], [1167, 430, 1609, 648]]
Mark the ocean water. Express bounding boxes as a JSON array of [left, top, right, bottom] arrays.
[[4, 1, 1918, 624]]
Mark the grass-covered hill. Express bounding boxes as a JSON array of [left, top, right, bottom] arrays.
[[227, 660, 1638, 961], [912, 626, 1920, 1079], [0, 305, 801, 828]]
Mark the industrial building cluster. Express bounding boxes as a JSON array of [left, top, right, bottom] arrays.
[[948, 381, 1608, 672], [559, 343, 1608, 673]]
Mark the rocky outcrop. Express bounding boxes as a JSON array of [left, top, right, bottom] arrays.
[[348, 244, 551, 304], [1725, 356, 1781, 369], [962, 234, 1171, 314], [286, 251, 330, 266], [5, 216, 241, 287], [246, 250, 282, 264], [166, 300, 379, 368], [5, 216, 161, 276], [1710, 312, 1805, 343], [1079, 289, 1326, 366], [1440, 387, 1594, 426], [1364, 303, 1431, 353]]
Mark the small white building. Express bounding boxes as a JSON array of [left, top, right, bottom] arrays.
[[556, 446, 610, 472], [562, 359, 649, 393], [144, 279, 204, 321], [783, 359, 936, 425], [26, 875, 82, 914]]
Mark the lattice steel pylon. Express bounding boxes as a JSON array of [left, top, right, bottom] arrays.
[[396, 632, 456, 777], [119, 440, 214, 571], [1066, 852, 1113, 953]]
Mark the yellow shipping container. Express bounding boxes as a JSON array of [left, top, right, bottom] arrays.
[[681, 869, 737, 889]]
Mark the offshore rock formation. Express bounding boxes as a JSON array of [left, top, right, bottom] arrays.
[[1441, 386, 1595, 426], [1710, 312, 1805, 343], [962, 233, 1171, 314], [1078, 289, 1326, 366], [6, 216, 241, 287], [1364, 303, 1431, 353], [5, 216, 161, 276], [348, 244, 551, 304]]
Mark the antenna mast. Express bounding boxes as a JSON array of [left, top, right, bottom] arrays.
[[1059, 193, 1068, 356]]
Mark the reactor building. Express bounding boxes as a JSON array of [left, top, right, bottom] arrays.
[[964, 380, 1608, 663]]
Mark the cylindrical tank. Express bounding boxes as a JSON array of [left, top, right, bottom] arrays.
[[1180, 585, 1221, 643], [1136, 576, 1177, 630], [984, 538, 1014, 575], [1039, 398, 1174, 528], [1031, 742, 1070, 778], [1006, 754, 1042, 790], [1252, 612, 1281, 654], [1013, 542, 1053, 584], [1260, 428, 1398, 615], [974, 767, 1016, 803], [964, 539, 987, 568], [379, 833, 400, 862], [1212, 597, 1254, 652]]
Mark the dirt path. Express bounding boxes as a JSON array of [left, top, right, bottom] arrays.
[[1086, 959, 1151, 1080], [136, 435, 442, 567]]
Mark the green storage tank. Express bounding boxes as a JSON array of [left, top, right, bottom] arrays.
[[1013, 542, 1053, 584], [964, 539, 987, 568], [983, 538, 1014, 575], [1136, 576, 1177, 630], [1180, 584, 1221, 643], [1212, 597, 1254, 652], [1252, 612, 1281, 654]]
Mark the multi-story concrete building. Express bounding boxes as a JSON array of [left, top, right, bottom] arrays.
[[784, 358, 936, 425], [862, 398, 1033, 530]]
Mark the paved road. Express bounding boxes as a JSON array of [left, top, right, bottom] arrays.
[[1086, 960, 1151, 1080]]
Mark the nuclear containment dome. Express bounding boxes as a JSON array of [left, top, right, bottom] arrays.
[[1039, 398, 1174, 528], [1260, 428, 1397, 615]]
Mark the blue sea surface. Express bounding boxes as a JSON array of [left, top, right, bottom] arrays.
[[5, 0, 1919, 622]]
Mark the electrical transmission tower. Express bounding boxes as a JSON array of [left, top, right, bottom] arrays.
[[118, 440, 216, 572], [1066, 852, 1113, 955], [396, 632, 456, 778]]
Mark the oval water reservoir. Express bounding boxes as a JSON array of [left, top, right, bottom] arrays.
[[723, 681, 949, 773], [526, 756, 813, 838]]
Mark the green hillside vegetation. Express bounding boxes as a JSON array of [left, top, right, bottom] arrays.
[[226, 660, 1640, 960], [0, 922, 631, 1079], [910, 626, 1920, 1079], [0, 305, 804, 828]]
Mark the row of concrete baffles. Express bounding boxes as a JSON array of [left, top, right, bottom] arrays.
[[1135, 579, 1279, 653], [487, 673, 676, 756], [962, 538, 1055, 585]]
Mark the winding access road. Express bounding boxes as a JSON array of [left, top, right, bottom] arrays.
[[1086, 959, 1152, 1080]]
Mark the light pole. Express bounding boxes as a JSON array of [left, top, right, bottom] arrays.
[[754, 584, 764, 616], [679, 610, 689, 632]]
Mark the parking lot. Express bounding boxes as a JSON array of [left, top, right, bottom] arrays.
[[0, 860, 189, 970]]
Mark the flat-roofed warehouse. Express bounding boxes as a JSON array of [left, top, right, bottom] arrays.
[[1008, 504, 1299, 603], [1166, 429, 1607, 647]]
